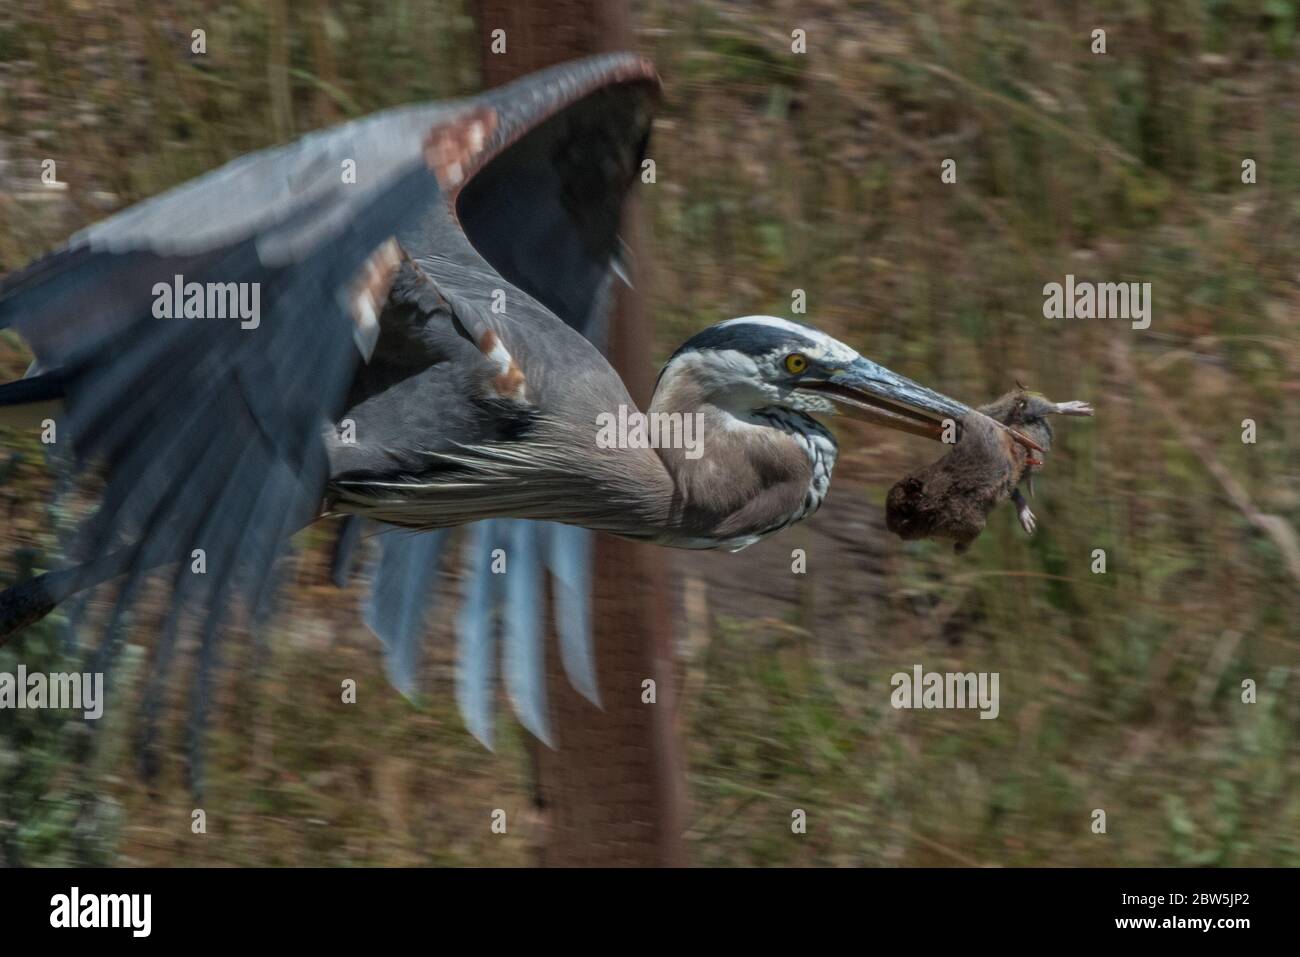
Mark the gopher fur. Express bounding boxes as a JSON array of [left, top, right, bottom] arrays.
[[886, 389, 1092, 552]]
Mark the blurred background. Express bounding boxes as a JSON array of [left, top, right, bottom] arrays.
[[0, 0, 1297, 866]]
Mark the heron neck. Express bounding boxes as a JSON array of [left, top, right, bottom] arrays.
[[643, 388, 821, 549]]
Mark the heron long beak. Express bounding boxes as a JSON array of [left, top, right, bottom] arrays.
[[800, 357, 1044, 452]]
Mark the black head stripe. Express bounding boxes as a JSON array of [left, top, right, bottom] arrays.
[[664, 320, 821, 367], [656, 320, 823, 391]]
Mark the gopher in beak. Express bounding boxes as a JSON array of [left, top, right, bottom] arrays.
[[886, 389, 1093, 552]]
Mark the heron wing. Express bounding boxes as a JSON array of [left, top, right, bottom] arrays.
[[0, 52, 657, 785], [336, 60, 658, 747]]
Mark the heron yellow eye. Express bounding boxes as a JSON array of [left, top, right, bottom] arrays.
[[784, 353, 808, 375]]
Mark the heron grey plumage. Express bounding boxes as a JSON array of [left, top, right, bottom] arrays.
[[326, 310, 1002, 550], [0, 53, 1038, 776]]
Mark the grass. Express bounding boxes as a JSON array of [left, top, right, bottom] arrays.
[[0, 0, 1297, 865]]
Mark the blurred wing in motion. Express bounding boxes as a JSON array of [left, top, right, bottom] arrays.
[[0, 53, 659, 783], [0, 108, 460, 792]]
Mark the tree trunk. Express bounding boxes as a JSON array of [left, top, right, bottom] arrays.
[[475, 1, 685, 866]]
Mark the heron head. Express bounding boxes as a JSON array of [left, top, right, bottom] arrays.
[[656, 315, 1010, 444]]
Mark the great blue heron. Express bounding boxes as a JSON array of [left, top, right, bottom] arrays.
[[0, 53, 1036, 775]]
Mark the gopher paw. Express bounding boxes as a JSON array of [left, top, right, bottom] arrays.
[[1055, 400, 1094, 417], [1018, 502, 1037, 534]]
